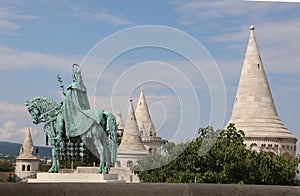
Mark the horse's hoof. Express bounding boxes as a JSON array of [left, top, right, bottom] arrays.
[[97, 168, 103, 174]]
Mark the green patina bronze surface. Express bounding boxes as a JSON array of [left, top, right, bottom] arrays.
[[25, 64, 117, 174]]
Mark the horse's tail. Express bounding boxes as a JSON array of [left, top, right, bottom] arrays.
[[103, 111, 118, 164]]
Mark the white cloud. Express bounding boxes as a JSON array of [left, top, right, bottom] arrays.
[[0, 122, 45, 146], [0, 46, 80, 72], [0, 19, 19, 33], [0, 121, 16, 141], [0, 7, 38, 20], [172, 0, 296, 26], [88, 12, 133, 25], [0, 6, 38, 35], [72, 6, 133, 25], [170, 1, 300, 75], [212, 20, 300, 74], [0, 101, 28, 121], [0, 101, 47, 145]]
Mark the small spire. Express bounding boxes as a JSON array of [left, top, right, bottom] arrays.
[[228, 25, 296, 140], [118, 100, 147, 153], [135, 88, 156, 137], [17, 128, 38, 159]]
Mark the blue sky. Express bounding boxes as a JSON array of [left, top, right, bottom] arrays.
[[0, 0, 299, 154]]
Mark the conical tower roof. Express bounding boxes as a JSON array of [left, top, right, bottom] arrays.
[[118, 100, 147, 154], [135, 88, 156, 136], [229, 25, 296, 140], [17, 128, 38, 159]]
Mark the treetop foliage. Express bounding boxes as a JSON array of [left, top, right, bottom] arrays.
[[0, 160, 14, 172], [133, 124, 298, 185]]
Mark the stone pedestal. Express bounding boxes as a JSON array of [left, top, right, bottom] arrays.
[[76, 166, 139, 183], [28, 172, 125, 183]]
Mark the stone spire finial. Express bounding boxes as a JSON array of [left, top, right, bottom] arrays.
[[228, 25, 296, 140], [118, 100, 147, 153], [135, 88, 156, 137], [18, 128, 37, 159]]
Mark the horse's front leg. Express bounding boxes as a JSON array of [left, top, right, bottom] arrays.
[[47, 133, 60, 173], [48, 145, 58, 173]]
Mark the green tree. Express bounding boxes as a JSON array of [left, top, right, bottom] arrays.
[[0, 160, 14, 172], [39, 164, 51, 172], [133, 124, 298, 185], [6, 173, 15, 182]]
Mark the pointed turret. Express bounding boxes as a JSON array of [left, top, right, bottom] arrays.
[[118, 100, 147, 153], [228, 25, 297, 156], [116, 100, 147, 181], [18, 128, 37, 159], [135, 88, 156, 137], [135, 88, 162, 155], [15, 128, 40, 182]]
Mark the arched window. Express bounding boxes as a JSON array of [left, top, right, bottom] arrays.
[[22, 165, 25, 171], [149, 148, 153, 154], [27, 164, 31, 171], [115, 161, 121, 167], [127, 161, 133, 168], [140, 130, 144, 136], [149, 131, 152, 136]]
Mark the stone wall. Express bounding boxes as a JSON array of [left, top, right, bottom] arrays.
[[1, 183, 299, 196]]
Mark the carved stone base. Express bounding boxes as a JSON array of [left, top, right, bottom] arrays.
[[28, 172, 125, 183]]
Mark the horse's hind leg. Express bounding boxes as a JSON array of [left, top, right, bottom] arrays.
[[93, 138, 104, 173], [91, 125, 105, 174]]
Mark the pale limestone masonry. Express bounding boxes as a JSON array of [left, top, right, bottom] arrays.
[[75, 167, 134, 182], [228, 25, 297, 156], [15, 128, 40, 181], [116, 100, 148, 182], [135, 88, 162, 154], [28, 172, 124, 183], [115, 90, 163, 182]]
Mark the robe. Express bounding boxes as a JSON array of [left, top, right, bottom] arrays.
[[61, 75, 102, 138]]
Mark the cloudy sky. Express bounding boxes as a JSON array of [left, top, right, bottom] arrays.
[[0, 0, 299, 154]]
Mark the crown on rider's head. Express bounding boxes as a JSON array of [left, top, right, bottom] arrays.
[[72, 64, 82, 77], [72, 64, 81, 71]]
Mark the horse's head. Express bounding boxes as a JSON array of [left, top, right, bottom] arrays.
[[25, 96, 60, 125], [25, 100, 41, 124]]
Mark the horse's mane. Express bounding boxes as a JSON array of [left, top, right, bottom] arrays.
[[25, 96, 60, 112]]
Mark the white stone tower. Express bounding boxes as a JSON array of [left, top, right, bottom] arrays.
[[15, 128, 40, 181], [115, 100, 148, 182], [228, 25, 297, 157], [117, 100, 148, 167], [135, 88, 162, 154]]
